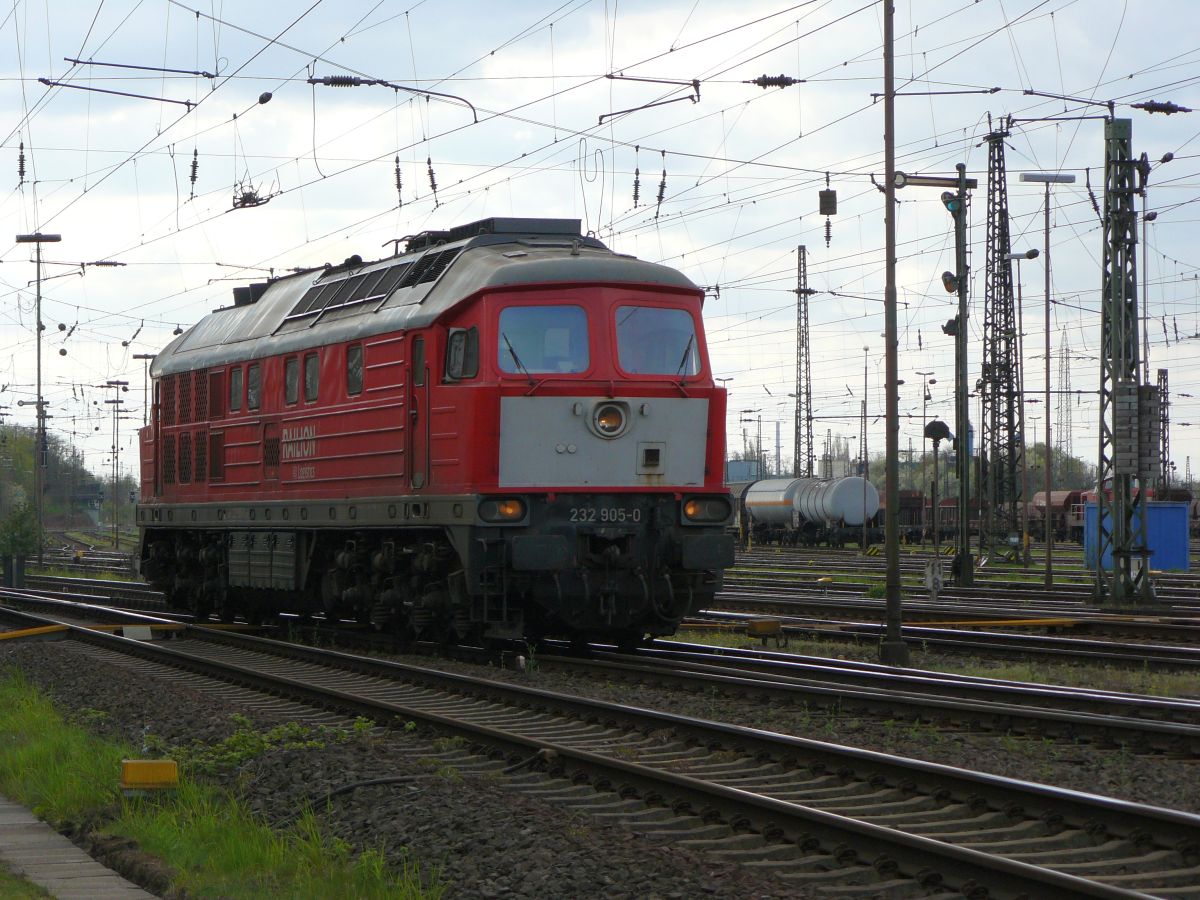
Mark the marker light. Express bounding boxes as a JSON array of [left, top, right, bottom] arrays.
[[683, 496, 732, 523], [479, 498, 526, 522]]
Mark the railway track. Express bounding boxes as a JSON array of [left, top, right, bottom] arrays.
[[4, 608, 1198, 897], [692, 610, 1200, 671], [532, 641, 1200, 756], [11, 587, 1199, 761]]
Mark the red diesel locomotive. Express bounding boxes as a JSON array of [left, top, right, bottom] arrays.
[[136, 217, 735, 645]]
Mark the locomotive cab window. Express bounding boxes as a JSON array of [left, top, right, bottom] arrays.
[[229, 367, 243, 413], [498, 305, 588, 374], [285, 357, 299, 405], [346, 344, 363, 395], [445, 327, 479, 381], [304, 353, 319, 402], [247, 363, 261, 410], [616, 306, 700, 376]]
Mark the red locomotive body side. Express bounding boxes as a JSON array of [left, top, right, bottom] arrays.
[[136, 217, 734, 643]]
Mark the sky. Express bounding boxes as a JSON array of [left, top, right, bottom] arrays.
[[2, 0, 1199, 486]]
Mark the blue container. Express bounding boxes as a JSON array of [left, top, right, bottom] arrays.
[[1083, 501, 1190, 572]]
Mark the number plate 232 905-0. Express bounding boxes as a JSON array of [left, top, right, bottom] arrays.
[[568, 506, 643, 524]]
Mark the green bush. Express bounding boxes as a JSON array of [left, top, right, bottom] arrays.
[[0, 503, 39, 557]]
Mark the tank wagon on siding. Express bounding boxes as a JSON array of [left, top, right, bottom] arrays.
[[742, 476, 880, 547], [136, 217, 735, 647]]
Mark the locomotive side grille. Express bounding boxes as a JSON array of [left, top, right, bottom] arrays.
[[194, 429, 207, 482], [163, 434, 176, 484], [179, 374, 192, 425], [162, 375, 176, 426], [264, 436, 281, 468], [194, 371, 209, 422], [179, 432, 193, 483]]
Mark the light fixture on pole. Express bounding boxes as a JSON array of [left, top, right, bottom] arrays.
[[1019, 172, 1076, 586], [15, 231, 62, 565]]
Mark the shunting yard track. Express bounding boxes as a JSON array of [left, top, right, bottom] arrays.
[[534, 641, 1200, 757], [3, 603, 1200, 896]]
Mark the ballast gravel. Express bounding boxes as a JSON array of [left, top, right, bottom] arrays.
[[1, 641, 811, 899]]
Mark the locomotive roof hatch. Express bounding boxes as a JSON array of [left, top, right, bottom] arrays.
[[151, 216, 700, 377]]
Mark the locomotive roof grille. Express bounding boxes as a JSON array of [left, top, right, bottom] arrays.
[[398, 247, 459, 287], [286, 260, 412, 322], [283, 247, 460, 324]]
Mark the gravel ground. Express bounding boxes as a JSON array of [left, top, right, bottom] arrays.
[[0, 641, 815, 899]]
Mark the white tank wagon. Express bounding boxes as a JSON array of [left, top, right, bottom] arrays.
[[743, 477, 880, 546], [794, 476, 879, 526]]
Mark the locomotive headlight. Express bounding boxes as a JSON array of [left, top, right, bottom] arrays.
[[593, 402, 627, 438], [479, 498, 526, 522], [683, 496, 731, 523]]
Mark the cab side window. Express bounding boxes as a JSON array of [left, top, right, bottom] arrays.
[[285, 357, 299, 405], [229, 367, 243, 412], [412, 336, 425, 386], [304, 353, 319, 403], [445, 327, 479, 381], [346, 344, 363, 395], [247, 364, 261, 410]]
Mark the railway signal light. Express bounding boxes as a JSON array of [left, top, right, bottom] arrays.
[[941, 190, 963, 217], [941, 271, 959, 293]]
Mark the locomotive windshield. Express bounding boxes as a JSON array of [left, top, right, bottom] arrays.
[[498, 305, 589, 374], [616, 306, 700, 376]]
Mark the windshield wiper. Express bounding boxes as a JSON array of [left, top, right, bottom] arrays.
[[502, 332, 535, 385], [675, 334, 695, 376]]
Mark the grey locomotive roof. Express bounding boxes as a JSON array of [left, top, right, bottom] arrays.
[[151, 218, 699, 377]]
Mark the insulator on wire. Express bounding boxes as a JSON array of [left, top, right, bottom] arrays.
[[17, 140, 26, 186], [820, 172, 837, 248], [1085, 167, 1101, 222], [394, 155, 403, 208], [654, 150, 666, 220], [427, 156, 439, 207], [632, 145, 641, 207], [188, 148, 199, 200]]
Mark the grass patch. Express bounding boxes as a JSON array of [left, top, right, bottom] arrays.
[[147, 714, 377, 778], [0, 669, 442, 899], [0, 863, 53, 899]]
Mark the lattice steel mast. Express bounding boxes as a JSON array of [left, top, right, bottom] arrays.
[[980, 125, 1023, 549], [1096, 117, 1157, 603], [793, 246, 815, 478], [1057, 332, 1073, 461]]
